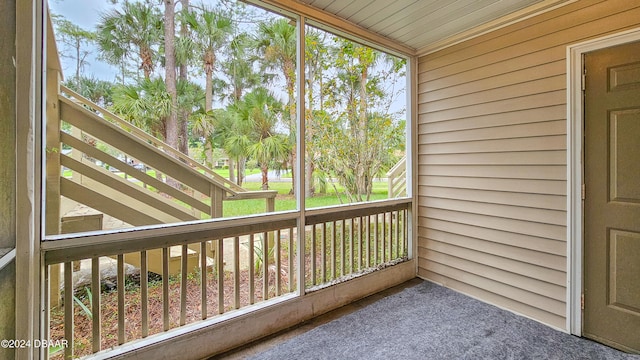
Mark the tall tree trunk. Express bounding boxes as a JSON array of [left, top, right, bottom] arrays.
[[261, 164, 269, 190], [305, 70, 316, 198], [238, 157, 245, 186], [356, 66, 368, 198], [75, 38, 81, 91], [179, 114, 189, 156], [205, 67, 213, 111], [285, 62, 296, 195], [164, 0, 180, 189], [229, 158, 236, 184], [140, 46, 153, 79], [178, 0, 190, 156]]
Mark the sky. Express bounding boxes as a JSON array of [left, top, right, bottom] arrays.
[[49, 0, 121, 82], [47, 0, 406, 116]]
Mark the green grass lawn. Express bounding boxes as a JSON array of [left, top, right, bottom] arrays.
[[223, 180, 389, 218], [213, 168, 261, 178], [64, 166, 390, 218]]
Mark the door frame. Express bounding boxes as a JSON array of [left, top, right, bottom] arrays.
[[567, 27, 640, 336]]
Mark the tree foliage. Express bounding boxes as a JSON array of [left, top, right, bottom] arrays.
[[52, 14, 96, 89], [54, 0, 406, 201]]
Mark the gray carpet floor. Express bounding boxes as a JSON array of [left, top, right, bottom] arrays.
[[248, 280, 639, 360]]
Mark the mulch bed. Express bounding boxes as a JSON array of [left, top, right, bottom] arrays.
[[49, 267, 290, 359]]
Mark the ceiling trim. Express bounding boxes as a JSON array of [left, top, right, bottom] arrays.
[[416, 0, 578, 56], [248, 0, 417, 57]]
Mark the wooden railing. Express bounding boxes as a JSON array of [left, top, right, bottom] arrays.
[[43, 213, 297, 360], [386, 155, 407, 198], [305, 200, 409, 289], [47, 81, 278, 309], [61, 85, 246, 194], [42, 200, 410, 359], [57, 86, 277, 226]]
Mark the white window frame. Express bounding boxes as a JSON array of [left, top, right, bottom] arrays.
[[28, 1, 417, 358]]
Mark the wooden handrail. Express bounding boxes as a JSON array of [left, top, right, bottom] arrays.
[[386, 155, 406, 178], [60, 97, 231, 196], [43, 198, 410, 264], [60, 154, 200, 222], [0, 248, 16, 272], [60, 84, 246, 193], [60, 132, 211, 214], [386, 156, 407, 198], [43, 212, 299, 264], [305, 198, 411, 225]]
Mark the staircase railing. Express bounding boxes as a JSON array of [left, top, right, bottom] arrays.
[[386, 155, 407, 198], [61, 85, 246, 194], [57, 85, 277, 226]]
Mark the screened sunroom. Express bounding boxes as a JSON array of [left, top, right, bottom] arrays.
[[2, 0, 639, 358]]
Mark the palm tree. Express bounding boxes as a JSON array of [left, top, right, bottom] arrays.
[[64, 76, 114, 108], [96, 1, 163, 80], [177, 0, 193, 156], [160, 0, 184, 182], [184, 6, 233, 112], [110, 77, 172, 139], [221, 33, 265, 103], [215, 109, 252, 186], [304, 29, 328, 197], [222, 129, 252, 186], [234, 87, 289, 190], [254, 18, 297, 193], [218, 32, 266, 183]]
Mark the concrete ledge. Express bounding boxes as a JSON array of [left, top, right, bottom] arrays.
[[106, 260, 416, 360]]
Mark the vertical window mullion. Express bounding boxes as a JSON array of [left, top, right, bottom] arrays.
[[296, 15, 307, 295]]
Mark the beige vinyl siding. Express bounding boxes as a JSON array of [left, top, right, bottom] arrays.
[[417, 0, 640, 330]]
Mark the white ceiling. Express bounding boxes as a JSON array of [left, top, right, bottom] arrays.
[[294, 0, 574, 55]]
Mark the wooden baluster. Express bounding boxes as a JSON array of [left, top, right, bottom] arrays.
[[395, 210, 400, 259], [63, 262, 73, 359], [350, 218, 354, 274], [374, 214, 379, 266], [358, 217, 363, 271], [275, 230, 281, 297], [180, 245, 188, 326], [249, 234, 255, 305], [141, 251, 149, 337], [340, 219, 345, 277], [262, 232, 269, 300], [366, 216, 371, 268], [162, 248, 170, 331], [91, 258, 101, 353], [217, 239, 224, 314], [234, 237, 240, 309], [117, 255, 125, 344], [311, 224, 317, 286], [320, 223, 326, 284], [331, 222, 336, 280], [288, 227, 294, 293], [200, 241, 207, 319]]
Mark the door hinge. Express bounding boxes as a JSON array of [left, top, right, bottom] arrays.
[[582, 184, 586, 200], [581, 293, 585, 310], [582, 72, 586, 91]]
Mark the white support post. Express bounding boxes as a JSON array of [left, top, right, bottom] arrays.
[[45, 64, 62, 309], [15, 0, 44, 358], [406, 55, 418, 263], [296, 14, 306, 296]]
